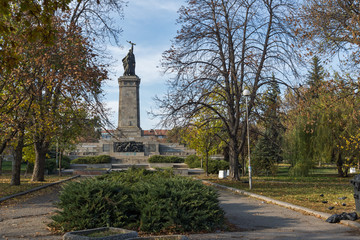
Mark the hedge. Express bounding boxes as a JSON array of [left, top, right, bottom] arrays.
[[51, 169, 224, 234], [184, 155, 229, 174], [148, 155, 184, 163], [71, 155, 112, 164]]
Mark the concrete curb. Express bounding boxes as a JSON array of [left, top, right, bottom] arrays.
[[202, 180, 360, 229], [0, 175, 80, 203]]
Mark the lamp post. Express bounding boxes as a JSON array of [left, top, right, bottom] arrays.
[[243, 89, 252, 190]]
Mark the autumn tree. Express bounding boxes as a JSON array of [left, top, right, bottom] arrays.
[[156, 0, 299, 180], [183, 115, 224, 176], [294, 0, 360, 65], [283, 73, 360, 177], [30, 21, 108, 181]]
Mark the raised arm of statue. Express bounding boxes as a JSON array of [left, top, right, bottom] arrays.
[[122, 41, 136, 76]]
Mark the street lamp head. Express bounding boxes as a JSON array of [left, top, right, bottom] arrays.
[[243, 89, 251, 97]]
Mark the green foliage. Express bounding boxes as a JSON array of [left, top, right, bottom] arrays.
[[51, 169, 224, 234], [98, 168, 174, 187], [148, 155, 184, 163], [51, 179, 138, 232], [252, 137, 279, 176], [289, 161, 313, 177], [45, 159, 57, 174], [185, 155, 201, 168], [135, 177, 224, 233], [253, 76, 283, 177], [206, 160, 229, 174], [60, 155, 71, 169], [184, 155, 228, 174], [71, 155, 112, 164]]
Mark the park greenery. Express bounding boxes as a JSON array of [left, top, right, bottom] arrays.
[[1, 0, 360, 190], [160, 0, 360, 179], [71, 155, 112, 164], [50, 169, 225, 233], [148, 155, 184, 164], [0, 0, 125, 185]]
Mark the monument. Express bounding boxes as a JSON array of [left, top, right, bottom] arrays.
[[117, 41, 141, 137], [71, 42, 195, 163]]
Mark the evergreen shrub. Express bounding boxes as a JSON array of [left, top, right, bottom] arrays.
[[206, 160, 229, 174], [50, 179, 138, 232], [148, 155, 184, 163], [71, 155, 112, 164], [184, 155, 201, 168], [135, 177, 224, 233], [51, 169, 224, 234]]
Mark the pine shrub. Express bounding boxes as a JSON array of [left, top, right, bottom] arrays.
[[134, 177, 224, 233], [51, 169, 225, 234], [184, 155, 201, 168], [51, 179, 138, 232]]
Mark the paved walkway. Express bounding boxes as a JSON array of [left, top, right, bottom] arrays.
[[189, 189, 360, 239], [1, 182, 360, 240]]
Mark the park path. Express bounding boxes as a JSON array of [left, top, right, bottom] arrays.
[[1, 182, 360, 240], [0, 185, 63, 240], [189, 189, 360, 239]]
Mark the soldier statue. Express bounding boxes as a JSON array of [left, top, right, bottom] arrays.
[[122, 41, 136, 76]]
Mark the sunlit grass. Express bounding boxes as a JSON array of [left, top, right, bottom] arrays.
[[0, 174, 69, 199], [199, 164, 357, 215]]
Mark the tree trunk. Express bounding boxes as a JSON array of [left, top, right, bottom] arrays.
[[0, 155, 3, 175], [336, 151, 344, 177], [32, 140, 50, 182], [228, 137, 240, 181], [58, 150, 62, 176], [241, 149, 246, 176], [205, 151, 209, 177], [11, 132, 25, 185]]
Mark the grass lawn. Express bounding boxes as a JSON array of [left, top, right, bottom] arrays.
[[0, 173, 70, 199], [1, 160, 27, 172], [200, 164, 358, 215]]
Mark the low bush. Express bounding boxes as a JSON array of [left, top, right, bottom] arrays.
[[184, 155, 201, 168], [51, 169, 224, 234], [95, 155, 112, 163], [135, 177, 224, 233], [184, 155, 229, 174], [206, 160, 229, 174], [148, 155, 184, 163], [45, 159, 57, 174], [50, 179, 138, 232], [60, 156, 71, 169], [71, 155, 112, 164]]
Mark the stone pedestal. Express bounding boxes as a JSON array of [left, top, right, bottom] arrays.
[[118, 75, 141, 137]]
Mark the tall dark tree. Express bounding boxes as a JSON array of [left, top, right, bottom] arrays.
[[252, 76, 283, 176], [156, 0, 299, 180], [307, 56, 325, 87]]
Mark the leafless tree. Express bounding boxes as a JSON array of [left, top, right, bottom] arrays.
[[156, 0, 300, 180]]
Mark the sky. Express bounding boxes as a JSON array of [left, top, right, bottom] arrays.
[[103, 0, 186, 130]]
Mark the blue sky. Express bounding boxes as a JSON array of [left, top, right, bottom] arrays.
[[103, 0, 186, 130]]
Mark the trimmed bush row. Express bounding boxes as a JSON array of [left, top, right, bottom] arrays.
[[50, 169, 225, 234], [71, 155, 112, 164], [184, 155, 229, 174], [148, 155, 184, 163]]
